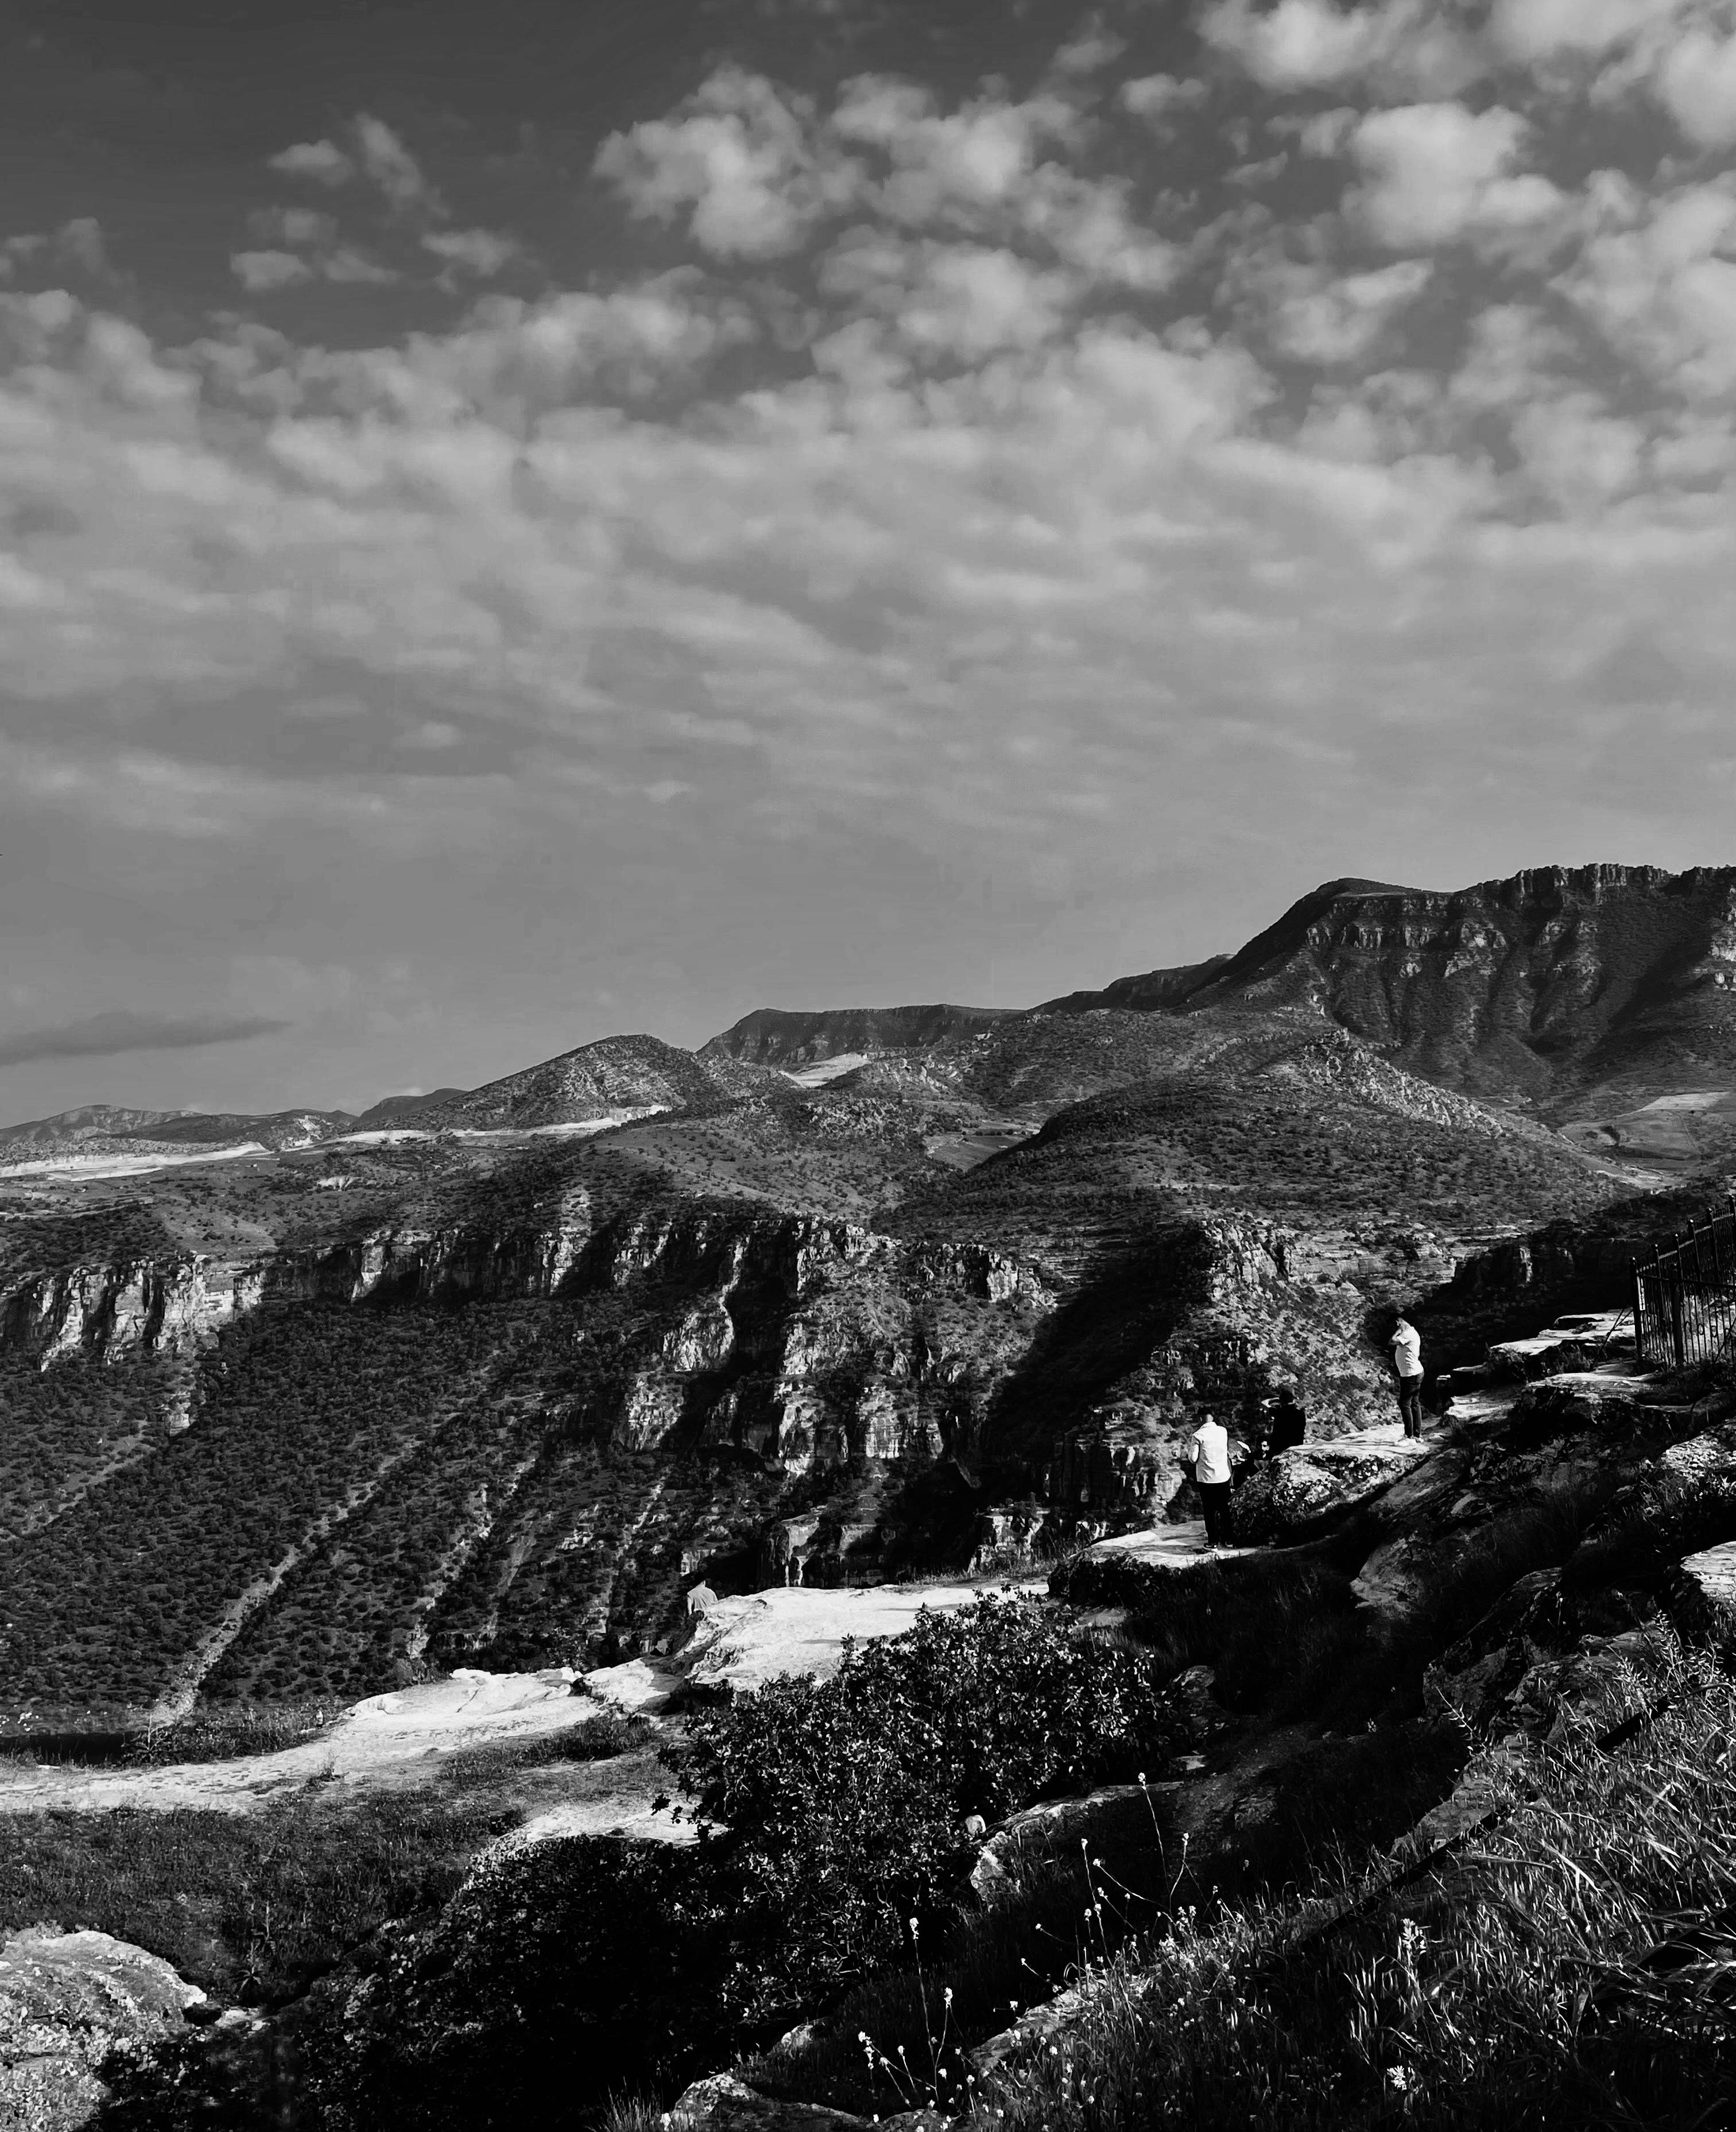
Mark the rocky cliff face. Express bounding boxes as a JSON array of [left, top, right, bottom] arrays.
[[0, 1255, 265, 1369], [704, 1003, 1018, 1069], [1060, 865, 1736, 1106]]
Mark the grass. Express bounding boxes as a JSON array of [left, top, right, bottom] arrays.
[[973, 1629, 1736, 2131], [0, 1788, 506, 2007]]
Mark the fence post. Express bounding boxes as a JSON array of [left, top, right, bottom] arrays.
[[1669, 1236, 1688, 1369]]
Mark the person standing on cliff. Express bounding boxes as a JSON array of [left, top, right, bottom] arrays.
[[1390, 1317, 1424, 1439], [1189, 1410, 1233, 1550]]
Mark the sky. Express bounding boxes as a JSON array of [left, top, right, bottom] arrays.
[[2, 0, 1734, 1120]]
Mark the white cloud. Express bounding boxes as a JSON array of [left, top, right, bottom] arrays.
[[1266, 258, 1434, 363], [1199, 0, 1396, 86], [1559, 176, 1736, 396], [268, 139, 356, 186], [1489, 0, 1688, 60], [1656, 25, 1736, 146], [355, 115, 442, 216], [232, 250, 315, 292], [821, 236, 1075, 358], [1050, 19, 1127, 76], [1348, 102, 1556, 247], [595, 66, 855, 258], [1197, 0, 1483, 95], [422, 229, 521, 279], [834, 78, 1079, 225], [1119, 72, 1210, 119]]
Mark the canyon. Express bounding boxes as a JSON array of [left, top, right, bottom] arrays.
[[2, 864, 1730, 1731]]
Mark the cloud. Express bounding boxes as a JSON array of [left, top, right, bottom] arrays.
[[1196, 0, 1484, 95], [1655, 25, 1736, 146], [1118, 72, 1211, 119], [595, 66, 855, 258], [1258, 258, 1435, 363], [1488, 0, 1688, 61], [354, 114, 443, 216], [268, 138, 356, 186], [421, 228, 522, 280], [0, 1011, 290, 1069], [265, 117, 442, 218], [232, 249, 315, 292], [1348, 102, 1560, 247]]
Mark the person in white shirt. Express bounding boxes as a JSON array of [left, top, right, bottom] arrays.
[[1390, 1317, 1424, 1439], [1188, 1410, 1233, 1549]]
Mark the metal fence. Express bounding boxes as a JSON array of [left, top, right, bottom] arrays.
[[1633, 1197, 1736, 1368]]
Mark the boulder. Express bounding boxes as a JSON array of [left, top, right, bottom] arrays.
[[1227, 1438, 1421, 1542], [1676, 1541, 1736, 1651], [668, 2072, 872, 2132], [0, 1927, 206, 2132]]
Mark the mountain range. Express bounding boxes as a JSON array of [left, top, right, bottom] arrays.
[[10, 863, 1736, 1167], [0, 860, 1731, 1732]]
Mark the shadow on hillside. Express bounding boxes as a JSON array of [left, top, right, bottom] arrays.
[[985, 1225, 1216, 1472]]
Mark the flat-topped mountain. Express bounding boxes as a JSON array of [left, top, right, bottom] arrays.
[[1048, 864, 1736, 1108], [704, 1003, 1017, 1068]]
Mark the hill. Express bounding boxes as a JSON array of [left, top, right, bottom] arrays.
[[703, 1003, 1017, 1067], [1051, 864, 1736, 1109], [370, 1034, 735, 1133]]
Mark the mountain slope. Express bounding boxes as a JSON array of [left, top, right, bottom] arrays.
[[380, 1035, 731, 1132], [703, 1003, 1016, 1067], [1055, 865, 1736, 1108]]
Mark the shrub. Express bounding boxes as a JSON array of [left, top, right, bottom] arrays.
[[666, 1595, 1179, 2010]]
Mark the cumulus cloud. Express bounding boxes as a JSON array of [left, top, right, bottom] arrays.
[[354, 114, 443, 217], [1348, 102, 1560, 247], [1198, 0, 1484, 94], [268, 138, 356, 186], [1488, 0, 1688, 61], [1655, 25, 1736, 145], [0, 1011, 290, 1068], [421, 228, 522, 279], [232, 249, 315, 292], [1118, 72, 1211, 119], [1261, 258, 1435, 363], [595, 66, 856, 258]]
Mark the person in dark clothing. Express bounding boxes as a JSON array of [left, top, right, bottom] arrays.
[[1268, 1386, 1307, 1453]]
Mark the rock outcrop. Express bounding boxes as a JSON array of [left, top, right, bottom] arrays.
[[0, 1928, 207, 2131]]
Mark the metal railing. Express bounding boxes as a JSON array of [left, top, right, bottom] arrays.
[[1633, 1197, 1736, 1368]]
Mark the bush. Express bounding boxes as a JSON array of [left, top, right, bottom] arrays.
[[667, 1595, 1179, 2010]]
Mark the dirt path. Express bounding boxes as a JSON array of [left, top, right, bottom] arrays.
[[0, 1669, 595, 1816]]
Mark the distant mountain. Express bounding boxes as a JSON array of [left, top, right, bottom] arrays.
[[350, 1090, 468, 1132], [121, 1111, 354, 1151], [0, 1105, 351, 1162], [1052, 865, 1736, 1106], [391, 1034, 732, 1132], [1036, 955, 1234, 1016], [0, 1106, 187, 1156], [703, 1004, 1017, 1068]]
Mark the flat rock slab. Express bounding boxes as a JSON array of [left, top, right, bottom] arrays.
[[675, 1579, 1044, 1699], [1088, 1522, 1259, 1566], [669, 2072, 872, 2132], [0, 1928, 205, 2131], [1680, 1541, 1736, 1635]]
